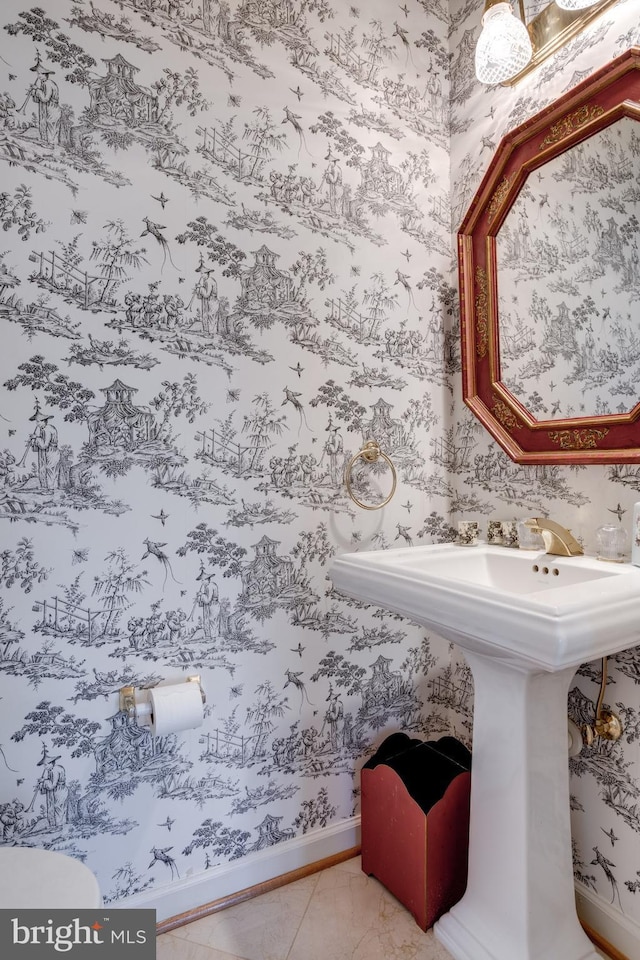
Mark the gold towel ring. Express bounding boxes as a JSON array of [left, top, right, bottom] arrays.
[[345, 440, 397, 511]]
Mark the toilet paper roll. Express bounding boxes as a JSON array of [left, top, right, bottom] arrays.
[[149, 682, 204, 736]]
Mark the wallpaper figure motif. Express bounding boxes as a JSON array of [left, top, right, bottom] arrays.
[[0, 0, 637, 940]]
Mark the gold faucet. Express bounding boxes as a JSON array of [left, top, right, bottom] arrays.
[[523, 518, 584, 557]]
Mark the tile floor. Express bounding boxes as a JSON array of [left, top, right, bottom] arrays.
[[156, 855, 609, 960]]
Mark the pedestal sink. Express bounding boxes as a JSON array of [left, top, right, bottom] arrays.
[[330, 543, 640, 960]]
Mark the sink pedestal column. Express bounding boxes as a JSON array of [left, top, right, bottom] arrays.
[[434, 651, 598, 960]]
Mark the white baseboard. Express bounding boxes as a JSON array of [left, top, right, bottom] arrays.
[[118, 815, 361, 923], [576, 883, 640, 960]]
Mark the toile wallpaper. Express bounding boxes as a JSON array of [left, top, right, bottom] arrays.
[[450, 0, 640, 931], [1, 0, 640, 939], [0, 0, 458, 907]]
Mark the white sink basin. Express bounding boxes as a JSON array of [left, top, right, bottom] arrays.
[[331, 542, 640, 960], [331, 542, 640, 671]]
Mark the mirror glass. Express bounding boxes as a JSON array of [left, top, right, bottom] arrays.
[[496, 116, 640, 420]]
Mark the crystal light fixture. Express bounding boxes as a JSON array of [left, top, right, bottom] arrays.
[[474, 0, 618, 86], [475, 0, 533, 85]]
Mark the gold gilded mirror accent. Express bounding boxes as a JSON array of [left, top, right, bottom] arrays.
[[459, 48, 640, 464], [474, 266, 489, 359], [539, 104, 605, 147], [487, 175, 515, 224], [493, 399, 520, 431], [548, 428, 610, 451]]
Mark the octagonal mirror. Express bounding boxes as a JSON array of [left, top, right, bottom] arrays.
[[458, 47, 640, 464]]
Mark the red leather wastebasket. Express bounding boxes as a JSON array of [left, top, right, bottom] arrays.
[[361, 733, 471, 930]]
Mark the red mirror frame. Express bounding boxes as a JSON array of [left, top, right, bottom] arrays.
[[458, 47, 640, 464]]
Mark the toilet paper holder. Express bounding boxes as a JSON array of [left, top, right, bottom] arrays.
[[119, 675, 206, 728]]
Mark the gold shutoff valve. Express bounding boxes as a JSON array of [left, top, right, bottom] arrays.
[[580, 657, 622, 747], [582, 709, 623, 747]]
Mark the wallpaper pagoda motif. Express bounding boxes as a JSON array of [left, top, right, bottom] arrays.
[[0, 0, 639, 944]]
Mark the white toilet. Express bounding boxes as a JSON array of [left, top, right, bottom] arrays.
[[0, 847, 101, 908]]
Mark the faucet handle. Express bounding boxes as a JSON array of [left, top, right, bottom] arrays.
[[517, 520, 545, 551]]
